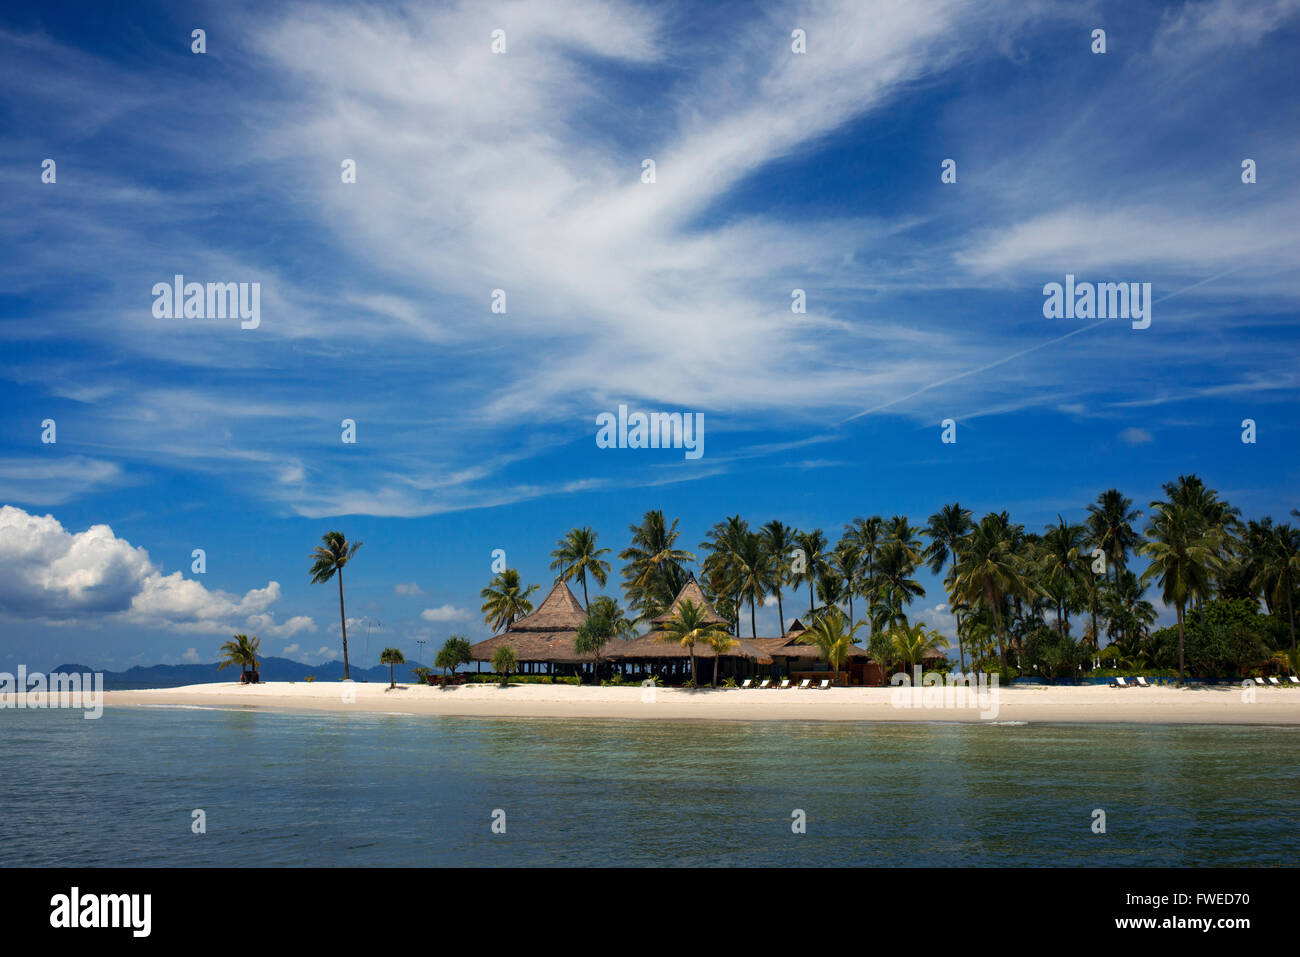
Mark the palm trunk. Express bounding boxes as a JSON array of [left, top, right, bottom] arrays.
[[1288, 586, 1296, 650], [338, 570, 350, 679], [1176, 602, 1186, 685], [389, 663, 395, 689], [689, 646, 696, 686], [581, 573, 589, 611], [713, 653, 719, 687], [750, 596, 757, 638], [776, 588, 785, 634], [955, 609, 966, 671]]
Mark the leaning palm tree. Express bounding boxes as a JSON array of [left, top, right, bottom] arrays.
[[924, 503, 973, 669], [549, 526, 611, 610], [1252, 523, 1300, 649], [479, 569, 539, 632], [761, 520, 798, 634], [309, 531, 363, 679], [659, 598, 729, 687], [217, 633, 261, 681], [797, 607, 862, 678], [379, 647, 406, 689], [1139, 502, 1224, 684]]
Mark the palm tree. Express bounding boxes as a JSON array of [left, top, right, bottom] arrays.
[[923, 503, 973, 669], [1086, 489, 1142, 588], [490, 645, 517, 685], [762, 520, 798, 634], [889, 621, 947, 673], [797, 607, 862, 677], [549, 526, 611, 610], [829, 540, 862, 624], [952, 514, 1031, 681], [620, 510, 696, 623], [217, 633, 261, 681], [379, 647, 406, 689], [705, 629, 738, 687], [659, 598, 729, 687], [1039, 515, 1086, 639], [587, 595, 637, 640], [1139, 501, 1224, 684], [792, 528, 829, 617], [309, 531, 363, 679], [434, 636, 473, 684], [871, 541, 925, 630], [701, 516, 749, 636], [479, 568, 539, 632], [732, 531, 773, 638], [1252, 523, 1300, 649]]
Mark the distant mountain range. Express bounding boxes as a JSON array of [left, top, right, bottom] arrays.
[[49, 656, 440, 690]]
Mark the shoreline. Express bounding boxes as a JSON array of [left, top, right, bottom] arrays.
[[101, 681, 1300, 726]]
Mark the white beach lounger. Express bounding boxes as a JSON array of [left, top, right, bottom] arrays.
[[757, 679, 771, 689], [1134, 676, 1153, 688], [818, 679, 831, 689], [797, 679, 811, 689], [1289, 676, 1300, 685], [778, 679, 791, 689], [1267, 676, 1282, 686], [1110, 676, 1131, 688], [1254, 677, 1267, 686], [740, 679, 753, 689]]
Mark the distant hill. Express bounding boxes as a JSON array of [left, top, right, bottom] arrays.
[[48, 656, 440, 690]]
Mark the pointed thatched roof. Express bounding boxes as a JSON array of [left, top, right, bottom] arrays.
[[649, 573, 729, 626], [784, 618, 808, 638], [509, 578, 587, 631]]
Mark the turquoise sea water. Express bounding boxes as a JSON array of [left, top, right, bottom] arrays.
[[2, 706, 1297, 866]]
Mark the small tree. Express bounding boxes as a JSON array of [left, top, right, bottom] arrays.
[[434, 635, 473, 685], [575, 613, 614, 683], [491, 645, 517, 686], [380, 647, 406, 689], [218, 634, 262, 682]]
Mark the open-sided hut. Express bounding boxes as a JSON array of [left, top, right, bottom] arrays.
[[468, 578, 597, 676]]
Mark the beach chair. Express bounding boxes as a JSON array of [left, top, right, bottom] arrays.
[[797, 678, 811, 689], [1268, 676, 1282, 686], [818, 679, 831, 690], [740, 679, 753, 689], [757, 679, 771, 689], [1289, 676, 1300, 686], [1134, 676, 1153, 688], [1254, 677, 1267, 686], [778, 679, 791, 689], [1110, 676, 1131, 688]]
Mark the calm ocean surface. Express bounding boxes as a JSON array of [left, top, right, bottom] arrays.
[[2, 706, 1297, 866]]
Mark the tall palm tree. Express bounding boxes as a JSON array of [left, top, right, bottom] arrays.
[[479, 568, 539, 632], [309, 531, 363, 679], [829, 540, 862, 624], [792, 528, 829, 617], [871, 541, 925, 630], [549, 526, 611, 610], [1039, 515, 1086, 640], [701, 516, 749, 636], [620, 510, 695, 623], [1252, 523, 1300, 649], [952, 514, 1030, 681], [217, 633, 262, 681], [731, 530, 773, 638], [924, 503, 973, 669], [761, 520, 798, 634], [659, 598, 729, 686], [587, 594, 637, 640], [1085, 489, 1141, 588], [1139, 501, 1224, 684], [797, 607, 862, 677]]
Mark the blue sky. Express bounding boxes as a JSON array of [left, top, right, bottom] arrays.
[[2, 0, 1298, 671]]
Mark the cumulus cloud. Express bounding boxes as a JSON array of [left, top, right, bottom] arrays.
[[394, 582, 424, 596], [420, 604, 472, 623], [0, 505, 312, 636]]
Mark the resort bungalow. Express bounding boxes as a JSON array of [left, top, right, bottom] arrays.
[[468, 578, 603, 677]]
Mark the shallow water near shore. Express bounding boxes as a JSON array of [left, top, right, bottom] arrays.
[[2, 706, 1297, 866]]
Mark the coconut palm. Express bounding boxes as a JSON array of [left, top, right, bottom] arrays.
[[923, 503, 973, 669], [1039, 515, 1086, 639], [829, 541, 862, 624], [1139, 501, 1225, 684], [620, 510, 696, 623], [479, 568, 539, 632], [792, 528, 830, 617], [1252, 523, 1300, 649], [731, 530, 773, 638], [701, 516, 749, 636], [379, 647, 406, 689], [309, 531, 363, 679], [704, 629, 738, 687], [889, 621, 947, 673], [1085, 489, 1142, 587], [659, 598, 729, 686], [587, 595, 637, 640], [871, 541, 925, 630], [217, 633, 261, 681], [549, 526, 611, 610], [797, 607, 862, 676], [845, 515, 886, 642], [952, 514, 1031, 681], [762, 520, 798, 634], [490, 645, 517, 685]]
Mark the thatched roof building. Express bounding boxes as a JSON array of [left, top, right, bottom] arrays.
[[608, 575, 773, 665], [468, 578, 600, 665]]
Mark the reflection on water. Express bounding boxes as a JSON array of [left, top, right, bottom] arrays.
[[1, 708, 1296, 866]]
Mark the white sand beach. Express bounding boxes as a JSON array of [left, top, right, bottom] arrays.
[[103, 681, 1300, 725]]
